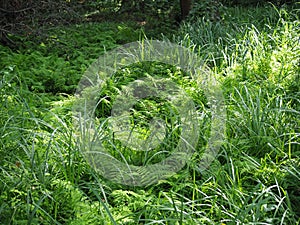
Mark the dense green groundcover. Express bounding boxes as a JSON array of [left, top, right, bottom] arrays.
[[0, 4, 299, 225]]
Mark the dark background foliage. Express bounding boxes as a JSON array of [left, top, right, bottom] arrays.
[[1, 0, 298, 49]]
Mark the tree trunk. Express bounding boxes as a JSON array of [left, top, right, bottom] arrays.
[[180, 0, 192, 20]]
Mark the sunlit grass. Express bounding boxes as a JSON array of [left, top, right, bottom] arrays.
[[0, 4, 299, 225]]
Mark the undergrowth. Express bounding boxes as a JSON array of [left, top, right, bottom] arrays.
[[0, 4, 299, 225]]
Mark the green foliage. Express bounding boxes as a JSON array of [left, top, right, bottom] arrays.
[[187, 0, 225, 22], [0, 4, 300, 225], [220, 0, 299, 6], [0, 23, 124, 94], [92, 61, 208, 166]]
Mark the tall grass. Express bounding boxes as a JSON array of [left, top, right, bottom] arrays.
[[175, 4, 300, 224], [0, 4, 299, 225]]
